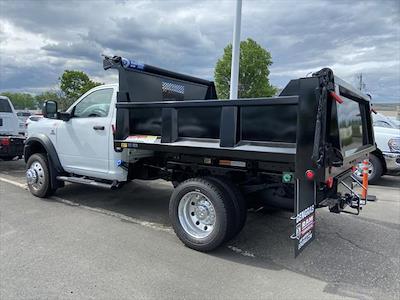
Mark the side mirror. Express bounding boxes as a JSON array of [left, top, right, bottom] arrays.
[[42, 100, 58, 118]]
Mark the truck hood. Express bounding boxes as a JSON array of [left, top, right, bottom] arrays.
[[374, 126, 400, 137]]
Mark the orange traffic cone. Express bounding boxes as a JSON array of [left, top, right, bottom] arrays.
[[361, 159, 369, 201], [360, 159, 377, 202]]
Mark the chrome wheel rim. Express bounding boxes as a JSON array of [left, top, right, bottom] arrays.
[[26, 161, 45, 191], [354, 161, 374, 180], [178, 191, 216, 239]]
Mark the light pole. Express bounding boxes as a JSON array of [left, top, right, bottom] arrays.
[[229, 0, 242, 100]]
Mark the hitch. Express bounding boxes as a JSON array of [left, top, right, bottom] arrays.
[[329, 178, 364, 215], [329, 193, 361, 215]]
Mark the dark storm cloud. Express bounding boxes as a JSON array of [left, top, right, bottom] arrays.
[[42, 40, 103, 61], [0, 0, 399, 102]]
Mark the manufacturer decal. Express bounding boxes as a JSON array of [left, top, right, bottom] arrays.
[[295, 204, 314, 223], [298, 230, 313, 250], [294, 204, 315, 251]]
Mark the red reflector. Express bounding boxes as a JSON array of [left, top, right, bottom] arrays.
[[326, 176, 334, 188], [0, 138, 10, 146], [329, 91, 343, 104], [305, 170, 315, 181], [112, 124, 116, 134]]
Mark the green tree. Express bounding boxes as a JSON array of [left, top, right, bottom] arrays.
[[0, 92, 36, 110], [59, 70, 102, 109], [35, 91, 63, 109], [214, 38, 277, 99]]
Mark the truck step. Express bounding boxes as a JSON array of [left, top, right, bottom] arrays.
[[56, 176, 119, 189]]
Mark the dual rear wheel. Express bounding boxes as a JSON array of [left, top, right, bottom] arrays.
[[169, 177, 246, 252]]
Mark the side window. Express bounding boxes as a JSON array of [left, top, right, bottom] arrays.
[[0, 99, 12, 113], [74, 88, 113, 118]]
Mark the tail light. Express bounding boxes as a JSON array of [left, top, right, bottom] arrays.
[[305, 170, 315, 181], [0, 137, 10, 146]]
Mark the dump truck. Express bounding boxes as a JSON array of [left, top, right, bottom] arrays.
[[25, 56, 375, 256]]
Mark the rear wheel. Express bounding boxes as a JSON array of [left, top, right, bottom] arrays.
[[26, 153, 55, 198], [206, 177, 247, 241], [169, 178, 235, 252]]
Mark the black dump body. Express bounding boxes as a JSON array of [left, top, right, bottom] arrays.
[[104, 56, 375, 255]]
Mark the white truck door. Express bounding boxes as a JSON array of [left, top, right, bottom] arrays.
[[57, 87, 115, 178]]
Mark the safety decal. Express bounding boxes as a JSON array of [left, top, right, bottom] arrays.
[[127, 135, 158, 143]]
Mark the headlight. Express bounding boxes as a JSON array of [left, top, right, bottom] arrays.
[[388, 138, 400, 153]]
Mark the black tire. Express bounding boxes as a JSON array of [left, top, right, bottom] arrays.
[[368, 154, 383, 185], [172, 180, 180, 188], [169, 178, 235, 252], [26, 153, 55, 198], [206, 176, 247, 241]]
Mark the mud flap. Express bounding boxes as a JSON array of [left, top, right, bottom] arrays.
[[291, 179, 316, 257]]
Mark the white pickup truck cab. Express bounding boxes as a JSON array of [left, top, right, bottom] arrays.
[[0, 96, 25, 160], [353, 112, 400, 183], [26, 84, 128, 188], [0, 96, 19, 136]]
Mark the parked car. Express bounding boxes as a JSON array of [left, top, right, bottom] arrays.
[[16, 111, 32, 135], [0, 96, 25, 160], [388, 116, 400, 128], [25, 114, 43, 129], [353, 112, 400, 183]]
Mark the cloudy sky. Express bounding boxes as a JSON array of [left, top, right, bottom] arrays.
[[0, 0, 399, 102]]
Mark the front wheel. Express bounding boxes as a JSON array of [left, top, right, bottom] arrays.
[[26, 153, 55, 198], [353, 154, 383, 185], [169, 178, 235, 252]]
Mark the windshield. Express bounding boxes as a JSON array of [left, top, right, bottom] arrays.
[[0, 98, 12, 113]]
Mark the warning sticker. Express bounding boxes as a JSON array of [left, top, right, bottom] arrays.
[[127, 135, 158, 143]]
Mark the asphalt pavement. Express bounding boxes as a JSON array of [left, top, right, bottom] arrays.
[[1, 160, 399, 299]]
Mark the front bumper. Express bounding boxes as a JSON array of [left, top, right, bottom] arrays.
[[383, 152, 400, 174]]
